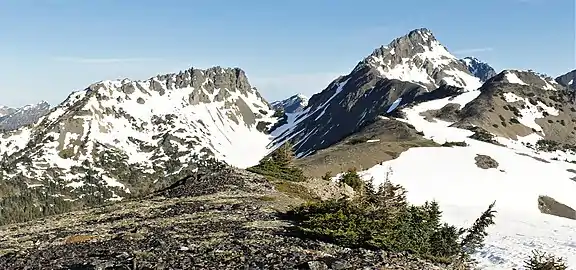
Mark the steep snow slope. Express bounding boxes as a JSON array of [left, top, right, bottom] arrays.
[[348, 87, 576, 269], [0, 67, 276, 207]]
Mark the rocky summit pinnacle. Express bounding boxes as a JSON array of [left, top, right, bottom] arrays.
[[358, 28, 481, 91]]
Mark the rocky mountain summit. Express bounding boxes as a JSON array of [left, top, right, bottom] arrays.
[[270, 28, 481, 157], [271, 94, 309, 113], [0, 66, 275, 225], [0, 101, 50, 131], [460, 57, 497, 82], [556, 69, 576, 90]]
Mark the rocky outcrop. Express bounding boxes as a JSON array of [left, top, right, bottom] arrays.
[[474, 154, 499, 169], [538, 195, 576, 220]]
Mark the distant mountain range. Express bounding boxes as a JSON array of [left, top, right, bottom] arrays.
[[0, 101, 50, 131], [271, 94, 309, 113], [556, 69, 576, 89]]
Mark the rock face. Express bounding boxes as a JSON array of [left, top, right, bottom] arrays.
[[556, 69, 576, 90], [0, 101, 50, 131], [0, 66, 275, 225], [0, 160, 447, 270], [270, 28, 481, 157], [271, 94, 309, 113], [460, 57, 497, 82]]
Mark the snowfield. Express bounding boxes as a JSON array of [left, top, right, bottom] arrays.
[[357, 89, 576, 269]]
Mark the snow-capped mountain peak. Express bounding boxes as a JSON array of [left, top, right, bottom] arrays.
[[271, 93, 309, 113], [460, 56, 497, 82], [359, 28, 481, 91], [0, 66, 275, 205]]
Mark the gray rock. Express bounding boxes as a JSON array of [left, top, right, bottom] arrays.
[[475, 154, 499, 169], [538, 195, 576, 220]]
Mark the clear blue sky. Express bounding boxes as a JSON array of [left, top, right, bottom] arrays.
[[0, 0, 574, 107]]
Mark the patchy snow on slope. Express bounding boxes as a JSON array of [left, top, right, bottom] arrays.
[[355, 89, 576, 269], [504, 71, 528, 85], [0, 68, 276, 198], [502, 92, 559, 133]]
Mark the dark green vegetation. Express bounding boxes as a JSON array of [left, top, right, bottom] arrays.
[[442, 141, 468, 147], [535, 139, 576, 153], [524, 250, 568, 270], [338, 168, 364, 191], [465, 126, 502, 145], [247, 142, 306, 182], [283, 174, 497, 268], [247, 144, 500, 268]]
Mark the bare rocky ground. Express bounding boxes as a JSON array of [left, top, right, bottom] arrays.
[[0, 160, 447, 270]]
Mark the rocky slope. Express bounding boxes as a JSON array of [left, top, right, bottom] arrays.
[[448, 69, 574, 143], [460, 57, 497, 82], [271, 94, 309, 113], [0, 66, 276, 225], [556, 69, 576, 89], [269, 28, 481, 157], [0, 101, 50, 131], [0, 159, 447, 270]]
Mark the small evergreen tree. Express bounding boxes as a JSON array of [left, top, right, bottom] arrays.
[[339, 168, 364, 191], [453, 201, 497, 268], [524, 250, 568, 270]]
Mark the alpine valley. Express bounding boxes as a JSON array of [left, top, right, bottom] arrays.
[[1, 28, 575, 269]]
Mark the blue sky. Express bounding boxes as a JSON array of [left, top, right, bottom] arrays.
[[0, 0, 574, 107]]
